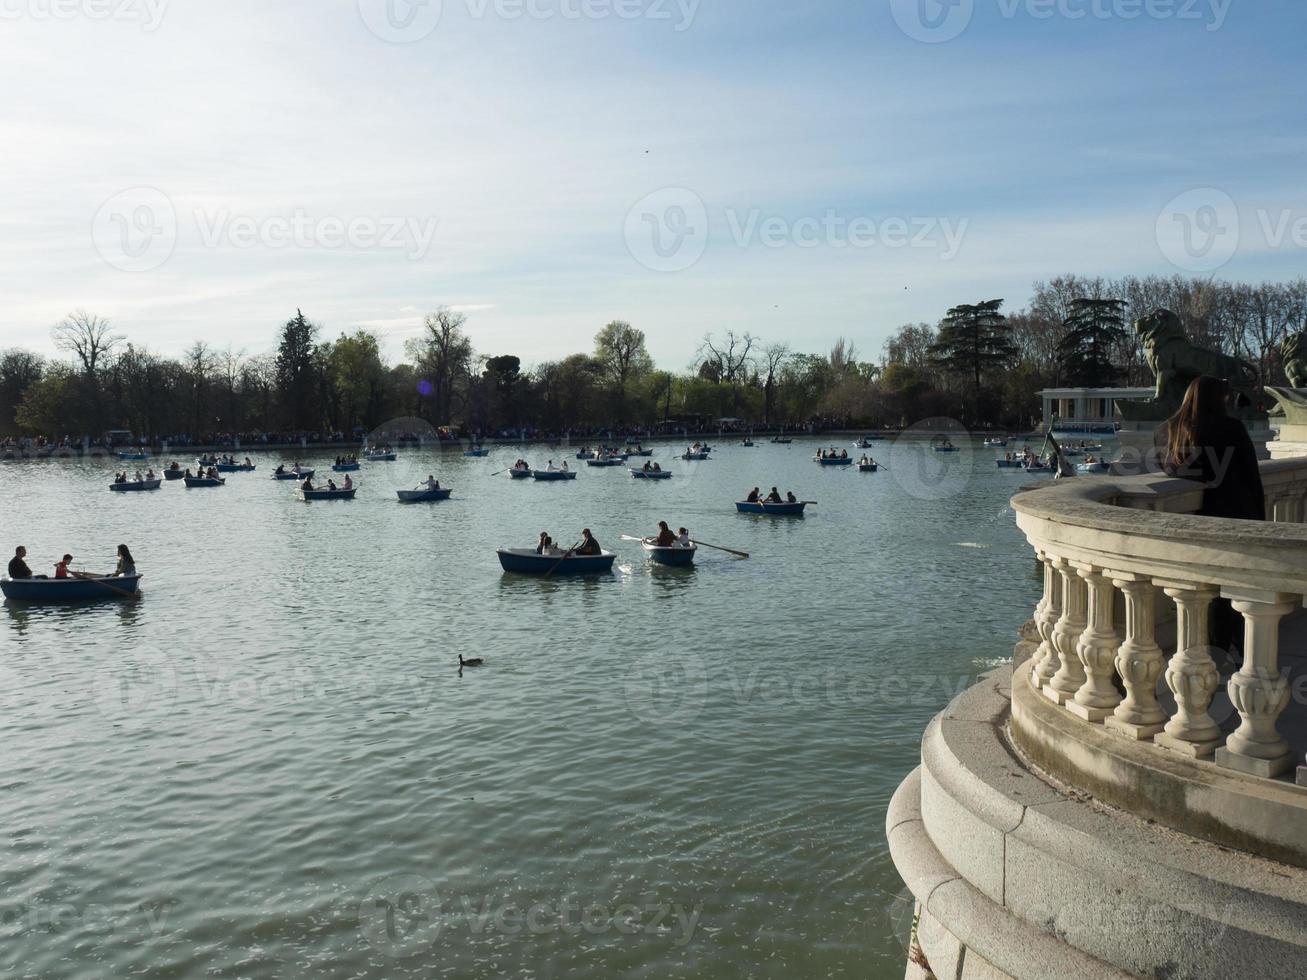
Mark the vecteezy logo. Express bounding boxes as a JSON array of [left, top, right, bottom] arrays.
[[1156, 187, 1240, 273], [624, 187, 709, 273], [91, 646, 179, 730], [358, 873, 444, 957], [890, 0, 974, 43], [622, 651, 709, 726], [358, 0, 442, 43], [91, 186, 177, 273], [888, 418, 974, 501]]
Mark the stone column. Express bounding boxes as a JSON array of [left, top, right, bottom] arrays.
[[1215, 593, 1297, 778], [1154, 585, 1222, 757], [1045, 560, 1088, 706], [1105, 576, 1168, 739], [1031, 553, 1062, 690], [1069, 567, 1121, 721]]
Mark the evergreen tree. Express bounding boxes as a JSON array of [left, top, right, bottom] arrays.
[[929, 299, 1016, 390], [1057, 298, 1126, 387], [275, 309, 319, 429]]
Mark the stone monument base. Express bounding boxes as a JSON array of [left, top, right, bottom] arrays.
[[1114, 418, 1273, 471], [1269, 423, 1307, 460]]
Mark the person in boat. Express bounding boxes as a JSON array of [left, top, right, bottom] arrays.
[[54, 554, 72, 579], [114, 544, 135, 578], [243, 457, 252, 468], [560, 460, 569, 471], [859, 454, 868, 465], [342, 474, 353, 490], [676, 527, 691, 547], [786, 491, 797, 503], [766, 486, 783, 503], [145, 468, 156, 480], [746, 487, 760, 503], [652, 462, 661, 472], [327, 479, 338, 491], [546, 459, 558, 471], [205, 466, 218, 479], [839, 449, 848, 459], [643, 460, 653, 471], [133, 469, 144, 482], [300, 475, 315, 492], [575, 528, 601, 556], [424, 474, 440, 491], [536, 531, 549, 555], [8, 545, 33, 579], [274, 464, 286, 475], [654, 521, 676, 547]]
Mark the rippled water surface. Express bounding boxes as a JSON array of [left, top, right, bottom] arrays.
[[0, 437, 1048, 978]]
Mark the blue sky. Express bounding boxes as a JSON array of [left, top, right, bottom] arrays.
[[1, 0, 1304, 370]]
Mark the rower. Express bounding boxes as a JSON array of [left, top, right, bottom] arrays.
[[301, 475, 314, 491], [424, 474, 439, 490], [654, 521, 675, 547], [766, 486, 782, 503], [575, 528, 601, 556], [747, 487, 760, 503], [343, 474, 353, 490]]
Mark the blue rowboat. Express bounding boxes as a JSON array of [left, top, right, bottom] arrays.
[[163, 469, 185, 480], [496, 548, 616, 576], [298, 487, 356, 501], [681, 451, 709, 461], [574, 451, 592, 459], [184, 476, 225, 487], [586, 457, 625, 467], [629, 469, 672, 480], [365, 452, 397, 462], [109, 479, 161, 492], [272, 468, 314, 480], [1024, 462, 1052, 473], [464, 448, 490, 458], [117, 451, 148, 461], [532, 470, 577, 481], [215, 463, 255, 473], [332, 462, 361, 472], [858, 463, 879, 473], [627, 448, 653, 457], [640, 540, 696, 566], [397, 487, 452, 502], [1, 573, 142, 602], [996, 459, 1024, 469], [1076, 461, 1111, 475], [735, 500, 807, 516], [509, 468, 533, 479], [815, 457, 852, 466], [740, 440, 755, 447], [771, 437, 792, 444]]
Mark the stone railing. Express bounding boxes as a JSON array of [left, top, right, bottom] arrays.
[[1012, 458, 1307, 789]]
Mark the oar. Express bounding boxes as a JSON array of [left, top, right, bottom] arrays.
[[545, 540, 584, 578], [71, 570, 142, 599], [619, 534, 648, 543], [489, 468, 510, 477], [692, 540, 749, 559]]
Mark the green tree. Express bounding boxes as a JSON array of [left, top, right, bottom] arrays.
[[929, 299, 1017, 392], [594, 321, 653, 421], [0, 349, 44, 435], [329, 330, 388, 431], [1057, 298, 1127, 387], [275, 309, 319, 430]]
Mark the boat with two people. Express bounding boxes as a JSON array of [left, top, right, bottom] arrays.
[[737, 486, 809, 515], [497, 528, 615, 575], [398, 474, 452, 502]]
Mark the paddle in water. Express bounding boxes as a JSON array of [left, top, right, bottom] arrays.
[[690, 540, 749, 559], [545, 540, 584, 578]]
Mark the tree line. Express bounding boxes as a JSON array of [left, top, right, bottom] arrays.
[[2, 273, 1304, 440]]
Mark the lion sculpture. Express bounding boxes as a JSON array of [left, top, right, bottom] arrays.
[[1282, 329, 1307, 390], [1118, 309, 1261, 420]]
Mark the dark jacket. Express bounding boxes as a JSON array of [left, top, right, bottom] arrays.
[[1166, 416, 1265, 521], [8, 556, 32, 579]]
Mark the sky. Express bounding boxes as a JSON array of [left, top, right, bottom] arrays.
[[1, 0, 1305, 371]]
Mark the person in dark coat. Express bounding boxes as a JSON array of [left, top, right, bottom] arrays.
[[1162, 376, 1265, 666]]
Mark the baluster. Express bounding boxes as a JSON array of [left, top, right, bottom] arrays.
[[1045, 560, 1087, 705], [1068, 567, 1121, 721], [1154, 585, 1222, 757], [1215, 593, 1297, 778], [1106, 576, 1167, 739], [1031, 553, 1061, 690]]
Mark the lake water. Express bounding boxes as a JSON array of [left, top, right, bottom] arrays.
[[0, 435, 1047, 979]]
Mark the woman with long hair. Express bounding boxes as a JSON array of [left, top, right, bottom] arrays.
[[1163, 376, 1265, 667], [114, 544, 136, 578]]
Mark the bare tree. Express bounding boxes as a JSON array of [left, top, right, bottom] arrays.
[[52, 310, 122, 375], [759, 342, 790, 426], [697, 330, 756, 416]]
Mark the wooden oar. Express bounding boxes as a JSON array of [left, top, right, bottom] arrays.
[[692, 540, 749, 559], [489, 468, 509, 477], [545, 540, 584, 578], [619, 534, 648, 543], [71, 570, 142, 599]]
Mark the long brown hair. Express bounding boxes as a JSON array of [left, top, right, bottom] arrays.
[[1164, 376, 1230, 472]]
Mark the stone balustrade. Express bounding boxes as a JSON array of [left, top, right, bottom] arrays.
[[1013, 457, 1307, 788]]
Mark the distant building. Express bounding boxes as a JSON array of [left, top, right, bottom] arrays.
[[1037, 386, 1154, 433]]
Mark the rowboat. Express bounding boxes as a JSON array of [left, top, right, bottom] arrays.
[[1076, 461, 1111, 475], [771, 437, 792, 444], [858, 463, 879, 473], [815, 456, 852, 466], [681, 451, 709, 461], [184, 476, 225, 487], [272, 468, 314, 480], [574, 451, 592, 459], [397, 487, 452, 502], [627, 448, 653, 457], [853, 437, 883, 448], [587, 457, 625, 467], [1, 573, 142, 601], [298, 487, 357, 500], [464, 448, 490, 457], [532, 470, 577, 481], [117, 451, 148, 461], [629, 468, 673, 480], [214, 462, 255, 472], [509, 468, 533, 479], [640, 540, 696, 566], [163, 469, 185, 480], [364, 452, 397, 462], [740, 440, 755, 447], [332, 462, 361, 472], [983, 439, 1008, 448], [496, 548, 616, 576], [109, 479, 161, 492], [1024, 462, 1052, 473], [736, 500, 807, 516], [996, 459, 1024, 469]]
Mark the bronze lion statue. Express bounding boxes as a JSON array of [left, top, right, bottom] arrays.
[[1282, 329, 1307, 389], [1127, 309, 1259, 417]]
